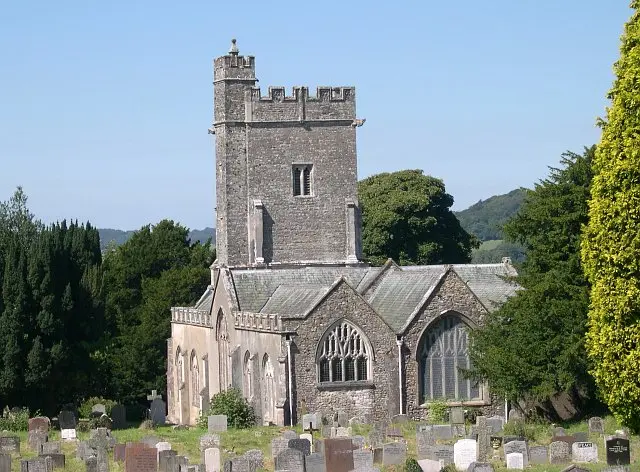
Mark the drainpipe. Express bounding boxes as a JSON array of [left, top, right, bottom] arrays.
[[286, 336, 294, 426], [396, 336, 404, 415]]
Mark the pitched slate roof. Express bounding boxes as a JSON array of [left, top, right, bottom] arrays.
[[218, 261, 519, 333]]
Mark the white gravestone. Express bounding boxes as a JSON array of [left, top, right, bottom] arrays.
[[572, 442, 598, 463], [205, 447, 221, 472], [454, 438, 477, 471], [156, 441, 171, 459], [61, 429, 76, 440], [506, 452, 524, 470]]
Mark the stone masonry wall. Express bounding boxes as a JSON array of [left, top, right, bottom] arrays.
[[402, 270, 490, 420], [282, 281, 398, 425]]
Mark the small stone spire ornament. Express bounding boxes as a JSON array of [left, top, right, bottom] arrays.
[[229, 38, 239, 55]]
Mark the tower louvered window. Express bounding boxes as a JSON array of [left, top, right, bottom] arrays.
[[292, 164, 313, 196], [317, 320, 371, 383]]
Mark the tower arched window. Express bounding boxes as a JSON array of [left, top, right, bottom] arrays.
[[317, 320, 371, 383], [418, 313, 482, 403], [292, 164, 313, 197]]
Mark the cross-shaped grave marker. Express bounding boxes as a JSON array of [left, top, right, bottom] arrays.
[[147, 390, 162, 402], [305, 419, 319, 453]]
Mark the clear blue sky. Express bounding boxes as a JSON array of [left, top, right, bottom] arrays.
[[0, 1, 631, 230]]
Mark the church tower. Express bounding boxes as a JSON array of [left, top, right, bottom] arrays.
[[211, 40, 364, 267]]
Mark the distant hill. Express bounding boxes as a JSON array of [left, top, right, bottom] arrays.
[[98, 227, 215, 251], [455, 188, 527, 241]]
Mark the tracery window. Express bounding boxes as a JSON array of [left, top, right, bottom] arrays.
[[191, 351, 199, 407], [292, 164, 313, 196], [317, 320, 371, 383], [418, 313, 481, 403]]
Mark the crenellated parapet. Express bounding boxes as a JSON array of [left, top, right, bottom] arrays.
[[250, 86, 354, 103], [171, 307, 212, 327], [234, 312, 282, 332]]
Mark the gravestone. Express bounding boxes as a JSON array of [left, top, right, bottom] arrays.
[[430, 445, 454, 465], [453, 439, 477, 471], [476, 416, 491, 462], [314, 439, 324, 456], [321, 426, 332, 439], [28, 431, 47, 452], [158, 449, 177, 472], [506, 452, 524, 470], [207, 415, 227, 433], [372, 447, 382, 464], [39, 453, 64, 469], [282, 430, 298, 441], [352, 449, 373, 470], [549, 441, 571, 464], [28, 417, 50, 433], [302, 413, 320, 431], [275, 448, 304, 471], [507, 409, 523, 422], [300, 434, 313, 451], [503, 440, 528, 467], [40, 442, 60, 455], [335, 427, 350, 438], [368, 430, 385, 448], [467, 462, 494, 472], [58, 410, 76, 430], [111, 405, 126, 430], [323, 438, 354, 472], [486, 416, 504, 433], [529, 445, 548, 465], [113, 444, 126, 462], [156, 441, 172, 459], [204, 447, 220, 472], [433, 424, 453, 440], [168, 454, 189, 472], [572, 442, 598, 463], [588, 416, 604, 434], [288, 438, 310, 456], [0, 454, 9, 472], [125, 443, 157, 472], [200, 434, 220, 453], [391, 414, 408, 424], [502, 435, 525, 445], [350, 435, 364, 449], [304, 452, 326, 472], [85, 456, 97, 472], [92, 404, 106, 416], [573, 432, 589, 442], [0, 436, 19, 454], [554, 427, 567, 437], [149, 399, 166, 426], [61, 429, 76, 440], [20, 456, 53, 472], [554, 435, 576, 448], [416, 458, 443, 472], [141, 436, 160, 448], [336, 411, 348, 427], [606, 437, 630, 466], [243, 449, 263, 472], [382, 442, 406, 466], [271, 437, 289, 459], [450, 407, 464, 424], [417, 429, 435, 460]]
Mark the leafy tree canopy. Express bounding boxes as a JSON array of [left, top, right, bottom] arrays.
[[358, 170, 478, 265], [469, 147, 595, 412]]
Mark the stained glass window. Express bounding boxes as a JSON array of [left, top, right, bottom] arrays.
[[317, 321, 370, 382]]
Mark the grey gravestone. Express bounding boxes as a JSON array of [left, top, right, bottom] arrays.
[[40, 453, 64, 469], [589, 416, 604, 434], [149, 399, 166, 426], [554, 427, 567, 437], [58, 411, 76, 430], [169, 455, 188, 472], [476, 416, 491, 462], [486, 416, 504, 433], [275, 448, 304, 471], [92, 404, 106, 416], [507, 408, 523, 422], [336, 411, 348, 427], [321, 426, 332, 439], [282, 430, 298, 441], [529, 445, 548, 465], [382, 442, 406, 466], [288, 439, 310, 456], [467, 462, 494, 472], [606, 437, 630, 466], [453, 439, 477, 471], [0, 436, 19, 454], [467, 426, 477, 440], [89, 428, 116, 450], [324, 438, 354, 472], [85, 456, 98, 472], [368, 430, 385, 448], [431, 445, 454, 464], [207, 415, 227, 433], [0, 454, 9, 472], [372, 447, 382, 464], [573, 432, 589, 442], [549, 441, 571, 464], [506, 452, 524, 470], [433, 424, 453, 440], [503, 435, 525, 444], [314, 440, 324, 455], [40, 442, 61, 455], [111, 405, 126, 430], [416, 423, 431, 433], [416, 429, 435, 459], [450, 407, 464, 424], [271, 437, 289, 460], [351, 436, 365, 449], [503, 440, 528, 467], [113, 444, 126, 463], [348, 416, 365, 426], [158, 449, 177, 472], [572, 442, 598, 463], [243, 449, 263, 472], [305, 452, 326, 472], [302, 413, 320, 431], [28, 431, 47, 452], [391, 414, 408, 424], [226, 456, 249, 472], [20, 457, 53, 472], [353, 449, 373, 469]]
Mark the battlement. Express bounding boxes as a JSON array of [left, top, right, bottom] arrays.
[[234, 312, 282, 332], [171, 307, 212, 327], [250, 86, 354, 103]]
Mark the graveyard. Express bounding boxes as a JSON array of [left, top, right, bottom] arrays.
[[0, 403, 637, 471]]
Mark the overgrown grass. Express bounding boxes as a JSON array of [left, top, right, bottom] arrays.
[[3, 415, 638, 471]]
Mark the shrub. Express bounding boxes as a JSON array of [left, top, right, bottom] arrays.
[[502, 418, 547, 442], [0, 407, 30, 431], [198, 388, 256, 429], [427, 399, 448, 423], [440, 465, 457, 472], [404, 458, 421, 472], [78, 397, 117, 419]]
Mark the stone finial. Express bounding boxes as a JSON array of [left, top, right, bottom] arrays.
[[229, 38, 239, 55]]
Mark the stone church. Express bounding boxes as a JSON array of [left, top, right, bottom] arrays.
[[167, 40, 518, 426]]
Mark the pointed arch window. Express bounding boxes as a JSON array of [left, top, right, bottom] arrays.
[[216, 310, 230, 391], [292, 164, 313, 196], [418, 313, 482, 403], [191, 350, 200, 407], [317, 320, 371, 383], [243, 351, 253, 399]]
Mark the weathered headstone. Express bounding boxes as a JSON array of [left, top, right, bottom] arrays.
[[588, 416, 604, 434], [549, 440, 571, 464], [204, 447, 220, 472], [391, 414, 408, 424], [302, 413, 320, 431], [417, 428, 435, 460], [40, 453, 65, 469], [156, 441, 172, 460], [554, 435, 576, 448], [275, 448, 304, 471], [207, 415, 227, 433], [382, 442, 406, 466], [348, 416, 364, 426], [572, 442, 598, 463], [352, 449, 373, 469], [40, 442, 61, 455], [573, 432, 589, 443], [321, 426, 332, 439], [429, 445, 454, 465], [149, 399, 166, 426], [288, 438, 310, 456], [20, 456, 53, 472], [282, 430, 298, 441], [85, 456, 98, 472], [606, 437, 630, 466], [113, 444, 126, 463], [467, 462, 494, 472], [507, 408, 523, 422], [28, 417, 50, 433], [350, 435, 364, 450], [529, 445, 548, 465], [157, 449, 177, 472], [125, 443, 157, 472], [506, 452, 524, 470], [271, 437, 289, 460], [58, 410, 76, 430], [304, 452, 326, 472], [433, 424, 453, 440], [368, 430, 385, 448], [323, 438, 354, 472], [92, 404, 106, 416], [111, 405, 127, 430], [335, 427, 350, 438], [336, 411, 348, 427], [554, 427, 567, 437], [450, 407, 464, 424], [0, 454, 9, 472], [243, 449, 263, 472], [28, 431, 47, 452], [486, 416, 504, 433], [503, 440, 528, 467], [0, 436, 19, 454], [453, 439, 477, 471], [476, 416, 491, 462]]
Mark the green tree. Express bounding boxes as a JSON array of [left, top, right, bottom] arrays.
[[469, 147, 595, 411], [358, 170, 477, 265], [581, 2, 640, 432]]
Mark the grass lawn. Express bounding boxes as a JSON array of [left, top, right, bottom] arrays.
[[4, 415, 637, 471]]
